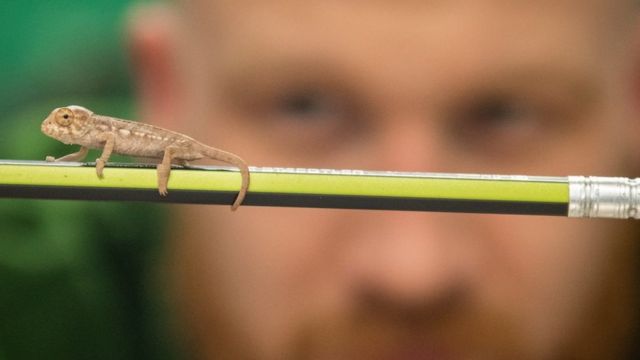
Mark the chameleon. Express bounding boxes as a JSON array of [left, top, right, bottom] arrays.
[[41, 105, 250, 210]]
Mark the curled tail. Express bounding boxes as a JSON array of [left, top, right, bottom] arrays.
[[204, 147, 250, 211]]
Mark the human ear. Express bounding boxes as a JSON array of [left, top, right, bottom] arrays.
[[126, 3, 183, 129]]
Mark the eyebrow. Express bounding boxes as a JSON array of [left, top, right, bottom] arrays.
[[214, 54, 358, 101], [457, 63, 604, 104]]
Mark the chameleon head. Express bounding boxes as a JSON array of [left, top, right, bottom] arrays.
[[41, 105, 94, 144]]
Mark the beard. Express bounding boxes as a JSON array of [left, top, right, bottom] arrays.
[[286, 290, 530, 360], [169, 221, 640, 360], [180, 272, 637, 360]]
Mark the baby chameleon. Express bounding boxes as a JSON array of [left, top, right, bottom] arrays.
[[41, 105, 250, 210]]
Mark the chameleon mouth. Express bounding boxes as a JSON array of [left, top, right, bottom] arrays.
[[40, 118, 61, 139], [41, 120, 53, 136]]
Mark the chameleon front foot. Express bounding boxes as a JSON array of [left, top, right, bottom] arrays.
[[158, 184, 169, 196], [45, 156, 55, 162], [157, 164, 170, 196], [95, 158, 106, 178]]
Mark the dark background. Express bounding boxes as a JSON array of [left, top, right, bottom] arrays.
[[0, 1, 176, 359]]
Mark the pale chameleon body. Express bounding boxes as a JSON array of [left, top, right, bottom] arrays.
[[41, 105, 250, 210]]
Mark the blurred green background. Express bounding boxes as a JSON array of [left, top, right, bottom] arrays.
[[0, 1, 176, 359]]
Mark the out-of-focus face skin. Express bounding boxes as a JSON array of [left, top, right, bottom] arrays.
[[129, 1, 640, 359]]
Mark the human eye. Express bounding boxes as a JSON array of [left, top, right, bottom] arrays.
[[463, 96, 540, 137], [272, 88, 345, 125], [445, 93, 562, 158], [249, 83, 364, 152]]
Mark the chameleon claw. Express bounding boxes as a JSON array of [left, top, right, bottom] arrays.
[[45, 156, 55, 162], [96, 159, 105, 178], [158, 187, 168, 196]]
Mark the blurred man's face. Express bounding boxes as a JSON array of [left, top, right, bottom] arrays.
[[133, 1, 640, 359]]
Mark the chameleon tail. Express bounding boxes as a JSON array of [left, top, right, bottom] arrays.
[[204, 147, 250, 210]]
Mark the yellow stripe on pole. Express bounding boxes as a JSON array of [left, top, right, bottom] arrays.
[[253, 173, 569, 203], [0, 162, 568, 203]]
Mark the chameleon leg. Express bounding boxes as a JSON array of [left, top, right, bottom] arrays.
[[95, 133, 116, 178], [157, 146, 179, 196], [45, 146, 89, 162]]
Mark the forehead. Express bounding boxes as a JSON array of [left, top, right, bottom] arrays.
[[185, 0, 636, 32], [184, 1, 636, 60], [182, 1, 637, 88]]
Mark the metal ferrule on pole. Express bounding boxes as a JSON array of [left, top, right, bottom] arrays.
[[568, 176, 640, 219]]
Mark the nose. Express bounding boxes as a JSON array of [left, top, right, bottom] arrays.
[[344, 212, 471, 312], [340, 112, 471, 315], [361, 110, 450, 173]]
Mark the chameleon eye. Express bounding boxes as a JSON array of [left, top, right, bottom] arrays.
[[54, 108, 74, 126]]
